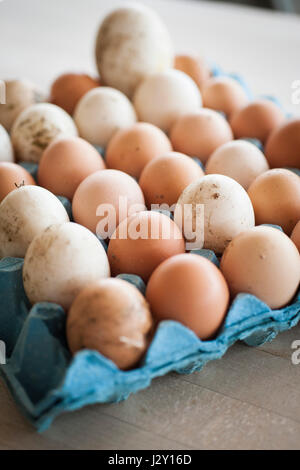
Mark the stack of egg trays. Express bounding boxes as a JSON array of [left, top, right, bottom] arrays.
[[1, 69, 300, 432]]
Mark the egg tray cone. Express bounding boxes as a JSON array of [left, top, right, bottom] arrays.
[[0, 256, 299, 432]]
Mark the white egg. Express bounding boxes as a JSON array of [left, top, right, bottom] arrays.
[[95, 4, 174, 98], [0, 124, 14, 162], [11, 103, 78, 162], [174, 174, 255, 253], [0, 185, 69, 258], [74, 87, 137, 148], [206, 140, 270, 190], [23, 222, 111, 309], [133, 69, 202, 133]]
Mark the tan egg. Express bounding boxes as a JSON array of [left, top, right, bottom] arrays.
[[50, 73, 100, 115], [174, 54, 211, 91], [38, 136, 105, 200], [108, 211, 185, 282], [170, 109, 233, 163], [248, 169, 300, 235], [291, 221, 300, 253], [139, 152, 204, 208], [106, 122, 172, 179], [220, 226, 300, 309], [72, 169, 145, 238], [265, 119, 300, 169], [206, 140, 269, 190], [0, 162, 36, 202], [67, 278, 153, 370], [202, 77, 249, 117], [230, 100, 285, 143], [146, 254, 229, 340]]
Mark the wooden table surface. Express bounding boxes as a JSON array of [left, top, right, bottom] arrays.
[[1, 0, 300, 450]]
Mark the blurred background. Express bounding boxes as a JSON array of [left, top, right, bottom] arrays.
[[198, 0, 300, 13]]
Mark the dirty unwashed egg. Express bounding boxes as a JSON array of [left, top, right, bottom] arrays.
[[0, 185, 69, 258], [206, 140, 269, 190], [139, 151, 204, 208], [133, 70, 202, 133], [174, 174, 255, 253], [174, 54, 211, 91], [72, 169, 145, 238], [11, 103, 78, 163], [265, 118, 300, 169], [106, 122, 172, 179], [38, 136, 106, 200], [74, 87, 137, 148], [0, 162, 36, 202], [220, 226, 300, 309], [146, 253, 230, 340], [108, 211, 185, 282], [95, 4, 174, 98], [202, 76, 249, 117], [0, 124, 14, 162], [67, 278, 153, 370], [230, 99, 285, 143], [50, 73, 100, 115], [170, 109, 233, 163], [23, 222, 110, 310], [291, 221, 300, 253], [248, 168, 300, 235]]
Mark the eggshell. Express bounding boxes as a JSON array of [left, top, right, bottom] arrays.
[[230, 100, 285, 143], [202, 76, 249, 117], [174, 174, 255, 253], [170, 109, 233, 163], [0, 79, 43, 132], [220, 226, 300, 309], [23, 222, 110, 310], [291, 221, 300, 253], [38, 136, 106, 200], [50, 73, 100, 115], [0, 124, 14, 162], [206, 140, 269, 190], [139, 151, 204, 207], [74, 87, 137, 148], [133, 70, 202, 133], [265, 118, 300, 169], [72, 169, 145, 237], [108, 211, 185, 282], [0, 185, 69, 258], [67, 278, 153, 370], [11, 103, 78, 163], [146, 253, 229, 340], [248, 169, 300, 235], [174, 54, 211, 91], [106, 122, 172, 179], [95, 4, 174, 98], [0, 162, 36, 202]]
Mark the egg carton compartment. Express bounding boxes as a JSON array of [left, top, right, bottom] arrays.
[[0, 256, 299, 431]]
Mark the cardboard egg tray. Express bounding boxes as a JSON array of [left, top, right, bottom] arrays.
[[0, 69, 300, 431]]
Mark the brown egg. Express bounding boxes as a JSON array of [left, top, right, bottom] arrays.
[[38, 136, 105, 200], [50, 73, 100, 115], [174, 54, 211, 91], [146, 253, 229, 340], [291, 221, 300, 253], [265, 119, 300, 169], [220, 226, 300, 309], [230, 100, 285, 143], [170, 109, 233, 163], [139, 152, 204, 208], [248, 169, 300, 235], [106, 122, 172, 179], [72, 169, 145, 237], [108, 211, 185, 282], [202, 77, 249, 117], [0, 162, 35, 202], [67, 278, 153, 370]]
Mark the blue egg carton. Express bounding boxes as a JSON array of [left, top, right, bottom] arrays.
[[0, 255, 299, 432]]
